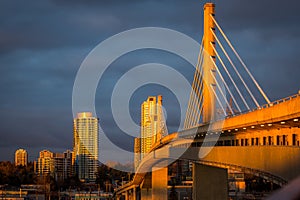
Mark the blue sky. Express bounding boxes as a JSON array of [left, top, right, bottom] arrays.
[[0, 0, 300, 162]]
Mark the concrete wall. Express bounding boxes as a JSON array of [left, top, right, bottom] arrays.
[[152, 167, 168, 200], [193, 164, 228, 200]]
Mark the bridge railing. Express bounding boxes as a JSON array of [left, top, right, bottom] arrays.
[[225, 93, 300, 119], [260, 93, 300, 109]]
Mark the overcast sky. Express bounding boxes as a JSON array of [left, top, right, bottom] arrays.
[[0, 0, 300, 162]]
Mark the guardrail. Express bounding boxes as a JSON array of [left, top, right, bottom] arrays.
[[225, 93, 300, 119]]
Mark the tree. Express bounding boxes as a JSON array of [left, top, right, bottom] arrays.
[[0, 161, 37, 186]]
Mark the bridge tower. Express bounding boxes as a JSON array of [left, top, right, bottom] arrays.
[[202, 3, 216, 123]]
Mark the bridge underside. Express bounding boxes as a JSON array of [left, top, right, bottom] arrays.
[[116, 145, 300, 199], [172, 146, 300, 182], [124, 144, 300, 187], [134, 145, 300, 186], [198, 147, 300, 181], [116, 96, 300, 198]]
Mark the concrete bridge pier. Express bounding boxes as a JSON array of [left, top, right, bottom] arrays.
[[116, 186, 138, 200], [132, 187, 137, 200], [140, 173, 152, 200], [152, 166, 168, 200], [141, 188, 151, 200], [139, 166, 168, 200], [193, 163, 228, 200]]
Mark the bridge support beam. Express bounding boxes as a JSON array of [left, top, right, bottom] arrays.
[[152, 166, 168, 200], [193, 163, 228, 200]]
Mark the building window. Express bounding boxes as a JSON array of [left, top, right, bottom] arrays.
[[283, 135, 288, 146], [292, 134, 297, 146], [263, 137, 267, 146], [268, 136, 273, 145], [277, 135, 281, 145]]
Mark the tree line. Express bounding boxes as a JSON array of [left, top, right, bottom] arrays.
[[0, 161, 131, 192]]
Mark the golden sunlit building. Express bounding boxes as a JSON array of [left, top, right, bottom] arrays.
[[53, 152, 64, 181], [62, 150, 73, 179], [73, 112, 99, 182], [52, 150, 73, 181], [140, 95, 167, 160], [134, 137, 141, 170], [37, 149, 73, 181], [15, 149, 28, 166], [38, 150, 54, 176]]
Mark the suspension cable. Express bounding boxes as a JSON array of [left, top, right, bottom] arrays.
[[185, 67, 200, 128], [210, 84, 226, 116], [191, 51, 205, 126], [210, 40, 250, 110], [210, 28, 260, 108], [210, 68, 234, 115], [187, 58, 203, 128], [190, 59, 204, 127], [184, 40, 204, 129], [209, 55, 241, 112], [195, 95, 204, 126], [211, 14, 271, 105]]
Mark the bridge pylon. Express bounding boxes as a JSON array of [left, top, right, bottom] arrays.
[[202, 2, 216, 123]]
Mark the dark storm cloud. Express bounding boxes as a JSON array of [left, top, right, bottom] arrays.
[[0, 0, 206, 53], [0, 1, 125, 53], [218, 0, 300, 31], [213, 0, 300, 100], [0, 0, 300, 162]]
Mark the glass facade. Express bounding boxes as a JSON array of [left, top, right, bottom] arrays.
[[73, 112, 99, 182], [140, 95, 167, 161]]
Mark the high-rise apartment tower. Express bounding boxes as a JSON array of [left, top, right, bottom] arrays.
[[15, 149, 28, 166], [73, 112, 99, 182]]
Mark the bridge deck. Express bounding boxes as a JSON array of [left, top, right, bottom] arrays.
[[116, 94, 300, 194]]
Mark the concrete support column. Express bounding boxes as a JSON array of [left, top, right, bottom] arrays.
[[132, 187, 137, 200], [152, 166, 168, 200], [125, 190, 129, 200], [141, 188, 152, 200], [288, 134, 293, 146], [274, 135, 278, 146], [141, 173, 152, 200], [193, 163, 228, 200]]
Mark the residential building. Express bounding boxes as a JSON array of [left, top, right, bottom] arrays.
[[37, 149, 73, 181], [140, 95, 167, 160], [37, 150, 54, 176], [134, 137, 141, 171], [15, 149, 28, 166], [73, 112, 99, 182]]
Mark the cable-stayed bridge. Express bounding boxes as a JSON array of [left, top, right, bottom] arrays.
[[115, 3, 300, 200]]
